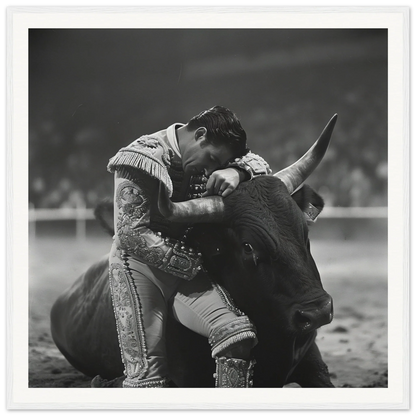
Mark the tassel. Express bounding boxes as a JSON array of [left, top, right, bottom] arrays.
[[108, 149, 173, 197]]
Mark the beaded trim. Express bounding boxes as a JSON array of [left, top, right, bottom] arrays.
[[108, 252, 148, 381], [211, 280, 244, 316], [123, 376, 170, 388], [188, 174, 208, 199], [209, 316, 257, 358]]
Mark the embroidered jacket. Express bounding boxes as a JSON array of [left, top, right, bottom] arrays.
[[107, 124, 271, 280]]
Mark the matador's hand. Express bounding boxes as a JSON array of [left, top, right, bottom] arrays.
[[203, 168, 244, 198]]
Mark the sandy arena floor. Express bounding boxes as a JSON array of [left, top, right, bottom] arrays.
[[28, 235, 387, 389]]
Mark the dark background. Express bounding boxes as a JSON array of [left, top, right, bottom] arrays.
[[29, 29, 387, 209]]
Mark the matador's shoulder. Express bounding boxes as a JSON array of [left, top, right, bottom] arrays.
[[107, 135, 174, 196]]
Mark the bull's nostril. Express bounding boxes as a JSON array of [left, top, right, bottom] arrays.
[[296, 311, 312, 329], [294, 295, 333, 332]]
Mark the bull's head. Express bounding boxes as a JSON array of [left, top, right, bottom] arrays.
[[158, 115, 337, 341], [158, 114, 337, 222]]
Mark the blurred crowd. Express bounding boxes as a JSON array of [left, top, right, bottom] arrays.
[[29, 29, 387, 210], [29, 103, 387, 210]]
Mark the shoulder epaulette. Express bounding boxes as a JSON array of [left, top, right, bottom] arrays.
[[107, 136, 173, 196]]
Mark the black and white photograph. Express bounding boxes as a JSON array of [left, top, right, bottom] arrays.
[[6, 6, 408, 410]]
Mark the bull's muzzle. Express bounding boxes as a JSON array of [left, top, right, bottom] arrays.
[[294, 294, 334, 332]]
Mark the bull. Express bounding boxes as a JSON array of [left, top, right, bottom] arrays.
[[50, 115, 338, 387]]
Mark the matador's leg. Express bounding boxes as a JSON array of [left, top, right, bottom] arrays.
[[109, 247, 179, 388], [172, 272, 257, 387]]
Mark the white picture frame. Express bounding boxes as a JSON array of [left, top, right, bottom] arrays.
[[3, 2, 414, 415]]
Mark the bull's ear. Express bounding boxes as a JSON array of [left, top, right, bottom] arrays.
[[291, 185, 324, 224]]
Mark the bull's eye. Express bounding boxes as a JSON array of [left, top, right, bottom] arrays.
[[242, 242, 254, 254], [242, 242, 259, 266]]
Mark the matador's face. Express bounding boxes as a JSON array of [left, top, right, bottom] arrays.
[[181, 135, 234, 177]]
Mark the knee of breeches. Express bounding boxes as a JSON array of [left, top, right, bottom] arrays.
[[209, 316, 258, 360]]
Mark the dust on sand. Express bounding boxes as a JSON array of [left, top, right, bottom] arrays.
[[28, 237, 387, 388]]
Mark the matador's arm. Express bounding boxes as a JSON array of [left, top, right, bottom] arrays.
[[113, 169, 202, 281]]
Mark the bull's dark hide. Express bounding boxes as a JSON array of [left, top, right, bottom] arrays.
[[51, 176, 334, 387]]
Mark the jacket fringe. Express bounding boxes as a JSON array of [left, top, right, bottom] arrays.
[[107, 149, 173, 197]]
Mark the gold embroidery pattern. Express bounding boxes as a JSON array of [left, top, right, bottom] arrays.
[[228, 152, 272, 179], [116, 180, 166, 266], [115, 179, 202, 280], [214, 357, 255, 387], [117, 230, 165, 266], [116, 180, 148, 217], [132, 136, 171, 166], [109, 260, 148, 380]]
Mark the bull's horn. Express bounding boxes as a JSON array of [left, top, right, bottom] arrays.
[[274, 114, 337, 194], [158, 183, 225, 223]]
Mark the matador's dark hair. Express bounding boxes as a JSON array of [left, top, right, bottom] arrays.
[[186, 106, 249, 158]]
